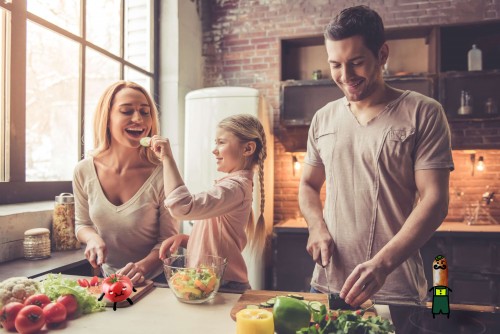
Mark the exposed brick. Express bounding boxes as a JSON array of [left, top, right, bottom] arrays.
[[229, 45, 256, 52], [203, 0, 500, 225]]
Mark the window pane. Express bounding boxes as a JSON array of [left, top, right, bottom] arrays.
[[84, 48, 120, 155], [125, 0, 151, 71], [0, 7, 7, 182], [26, 21, 79, 181], [124, 66, 152, 94], [27, 0, 80, 36], [86, 0, 120, 55]]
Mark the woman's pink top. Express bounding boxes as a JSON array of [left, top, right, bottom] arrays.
[[164, 170, 254, 284]]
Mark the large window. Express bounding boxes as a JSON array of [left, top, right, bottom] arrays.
[[0, 0, 158, 204]]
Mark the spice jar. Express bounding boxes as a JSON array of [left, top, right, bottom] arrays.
[[24, 228, 51, 260], [485, 98, 498, 115], [312, 70, 322, 80], [52, 193, 80, 251]]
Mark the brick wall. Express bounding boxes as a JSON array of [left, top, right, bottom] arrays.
[[202, 0, 500, 224]]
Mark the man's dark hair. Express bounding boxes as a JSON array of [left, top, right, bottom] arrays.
[[324, 5, 386, 57]]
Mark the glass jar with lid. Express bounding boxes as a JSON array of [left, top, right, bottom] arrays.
[[52, 193, 81, 251]]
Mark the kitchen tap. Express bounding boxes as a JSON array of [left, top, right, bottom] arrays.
[[465, 190, 498, 225], [482, 191, 495, 205]]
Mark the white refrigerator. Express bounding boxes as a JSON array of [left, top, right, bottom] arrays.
[[183, 87, 274, 290]]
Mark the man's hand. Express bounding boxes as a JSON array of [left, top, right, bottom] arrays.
[[306, 224, 335, 267], [339, 258, 389, 307]]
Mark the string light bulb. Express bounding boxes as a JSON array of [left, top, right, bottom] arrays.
[[292, 155, 301, 176], [476, 156, 485, 172]]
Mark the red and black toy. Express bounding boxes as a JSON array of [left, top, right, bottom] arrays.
[[98, 274, 136, 311]]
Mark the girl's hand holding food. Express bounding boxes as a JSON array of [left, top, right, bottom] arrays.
[[159, 234, 190, 260], [149, 135, 174, 161], [84, 235, 107, 268]]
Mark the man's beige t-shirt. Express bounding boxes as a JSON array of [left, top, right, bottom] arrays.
[[304, 90, 454, 303]]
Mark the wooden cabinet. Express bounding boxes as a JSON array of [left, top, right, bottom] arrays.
[[272, 225, 314, 292], [273, 224, 500, 306], [279, 21, 500, 151]]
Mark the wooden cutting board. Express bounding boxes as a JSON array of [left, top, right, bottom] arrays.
[[84, 277, 155, 308], [229, 290, 376, 321]]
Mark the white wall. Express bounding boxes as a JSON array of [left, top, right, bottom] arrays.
[[159, 0, 203, 175]]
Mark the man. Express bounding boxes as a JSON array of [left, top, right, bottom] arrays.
[[298, 5, 454, 307]]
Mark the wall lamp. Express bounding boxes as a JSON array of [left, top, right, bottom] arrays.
[[470, 153, 485, 176], [477, 156, 485, 172], [292, 155, 301, 176]]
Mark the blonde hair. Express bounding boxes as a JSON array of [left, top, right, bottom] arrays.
[[90, 80, 160, 165], [217, 114, 267, 252]]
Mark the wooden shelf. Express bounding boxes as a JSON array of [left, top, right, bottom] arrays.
[[279, 21, 500, 150]]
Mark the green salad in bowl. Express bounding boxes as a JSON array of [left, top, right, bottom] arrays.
[[163, 255, 227, 304]]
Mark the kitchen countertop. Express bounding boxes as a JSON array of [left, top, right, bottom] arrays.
[[27, 275, 393, 334], [4, 272, 500, 333], [274, 218, 500, 233], [0, 249, 86, 281], [52, 283, 242, 333]]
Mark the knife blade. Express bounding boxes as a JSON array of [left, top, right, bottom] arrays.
[[323, 264, 331, 295]]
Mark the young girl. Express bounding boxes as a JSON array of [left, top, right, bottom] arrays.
[[151, 114, 267, 292]]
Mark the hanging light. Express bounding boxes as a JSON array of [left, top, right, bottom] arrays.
[[476, 156, 485, 172], [292, 155, 301, 176]]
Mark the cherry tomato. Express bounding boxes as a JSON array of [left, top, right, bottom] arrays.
[[77, 278, 90, 288], [90, 276, 100, 286], [101, 274, 134, 303], [43, 302, 67, 324], [0, 301, 24, 331], [24, 293, 51, 309], [14, 305, 45, 334], [56, 294, 78, 317]]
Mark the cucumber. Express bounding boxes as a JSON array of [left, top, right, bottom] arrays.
[[266, 298, 276, 306], [246, 304, 259, 309], [287, 293, 304, 300], [309, 301, 322, 312], [140, 137, 151, 147], [259, 302, 272, 308]]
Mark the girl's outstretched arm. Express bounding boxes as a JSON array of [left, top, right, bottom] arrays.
[[150, 135, 185, 194]]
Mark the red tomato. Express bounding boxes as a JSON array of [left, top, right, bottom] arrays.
[[0, 301, 24, 331], [14, 305, 45, 334], [24, 293, 51, 309], [101, 274, 134, 303], [56, 294, 78, 317], [90, 276, 100, 286], [43, 302, 67, 324], [77, 278, 90, 288]]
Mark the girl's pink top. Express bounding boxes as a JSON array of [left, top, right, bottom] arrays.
[[164, 170, 254, 284]]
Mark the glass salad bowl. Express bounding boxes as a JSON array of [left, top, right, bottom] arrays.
[[163, 254, 227, 304]]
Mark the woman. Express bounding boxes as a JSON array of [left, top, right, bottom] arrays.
[[73, 81, 178, 284]]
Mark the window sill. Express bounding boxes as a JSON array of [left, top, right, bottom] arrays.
[[0, 248, 86, 281], [0, 201, 54, 263], [0, 201, 53, 216]]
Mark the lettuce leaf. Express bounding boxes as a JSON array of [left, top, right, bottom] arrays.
[[40, 273, 105, 314]]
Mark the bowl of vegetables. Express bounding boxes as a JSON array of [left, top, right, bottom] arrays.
[[163, 254, 227, 304]]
